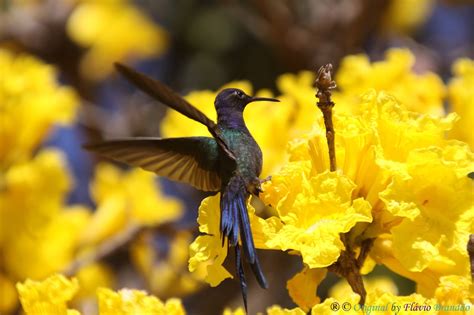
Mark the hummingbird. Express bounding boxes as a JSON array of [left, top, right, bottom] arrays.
[[83, 63, 279, 311]]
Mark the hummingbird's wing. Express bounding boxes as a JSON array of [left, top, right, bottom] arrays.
[[84, 137, 222, 192], [114, 63, 236, 161]]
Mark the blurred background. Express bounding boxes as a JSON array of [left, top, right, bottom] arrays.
[[1, 0, 473, 314]]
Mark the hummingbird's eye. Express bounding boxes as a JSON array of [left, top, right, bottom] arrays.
[[234, 90, 245, 99]]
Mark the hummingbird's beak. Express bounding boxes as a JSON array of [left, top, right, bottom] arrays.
[[248, 96, 280, 103]]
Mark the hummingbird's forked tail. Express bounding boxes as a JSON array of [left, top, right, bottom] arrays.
[[220, 176, 268, 311]]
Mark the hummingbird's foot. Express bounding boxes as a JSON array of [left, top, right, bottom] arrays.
[[260, 175, 272, 184], [247, 176, 272, 196], [247, 179, 262, 196]]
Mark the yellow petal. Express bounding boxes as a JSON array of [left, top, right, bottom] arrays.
[[262, 170, 372, 268], [335, 48, 445, 116], [0, 273, 18, 313], [97, 288, 185, 315], [381, 147, 473, 281], [266, 305, 307, 315], [188, 235, 232, 287], [434, 275, 473, 306], [16, 274, 79, 315], [287, 267, 326, 311]]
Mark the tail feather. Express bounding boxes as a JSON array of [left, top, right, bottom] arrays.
[[249, 252, 268, 289], [220, 176, 268, 300], [220, 190, 240, 247], [235, 244, 248, 313], [236, 192, 256, 264]]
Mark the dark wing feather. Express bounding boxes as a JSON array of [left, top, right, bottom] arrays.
[[115, 63, 215, 128], [114, 63, 236, 161], [84, 137, 221, 191]]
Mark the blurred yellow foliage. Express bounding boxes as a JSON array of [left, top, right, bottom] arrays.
[[0, 50, 78, 168], [448, 58, 474, 149], [334, 49, 446, 116], [383, 0, 435, 33], [67, 0, 168, 80]]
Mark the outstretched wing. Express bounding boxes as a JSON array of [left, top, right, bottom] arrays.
[[84, 137, 222, 191], [114, 63, 236, 161], [115, 63, 214, 128]]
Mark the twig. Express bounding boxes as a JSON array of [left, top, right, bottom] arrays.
[[357, 238, 375, 268], [315, 64, 337, 172], [328, 235, 367, 305], [315, 64, 369, 304]]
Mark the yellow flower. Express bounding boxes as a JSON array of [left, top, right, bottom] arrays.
[[448, 58, 474, 150], [130, 231, 203, 298], [97, 288, 185, 315], [0, 50, 78, 168], [17, 274, 187, 315], [1, 150, 90, 280], [188, 195, 232, 286], [16, 274, 80, 315], [260, 170, 372, 268], [379, 145, 473, 296], [334, 49, 446, 115], [67, 0, 168, 80], [80, 163, 183, 245], [256, 87, 471, 301], [360, 91, 456, 163]]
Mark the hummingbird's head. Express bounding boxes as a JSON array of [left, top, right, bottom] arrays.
[[215, 88, 279, 112]]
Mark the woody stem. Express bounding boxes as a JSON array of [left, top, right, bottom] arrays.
[[315, 64, 337, 172]]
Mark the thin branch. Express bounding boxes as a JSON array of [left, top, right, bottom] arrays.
[[63, 224, 143, 277], [328, 235, 367, 305], [315, 64, 368, 304], [357, 238, 375, 268], [315, 64, 337, 172]]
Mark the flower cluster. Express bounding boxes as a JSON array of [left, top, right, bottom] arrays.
[[0, 50, 185, 314], [16, 274, 186, 315], [187, 49, 473, 311]]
